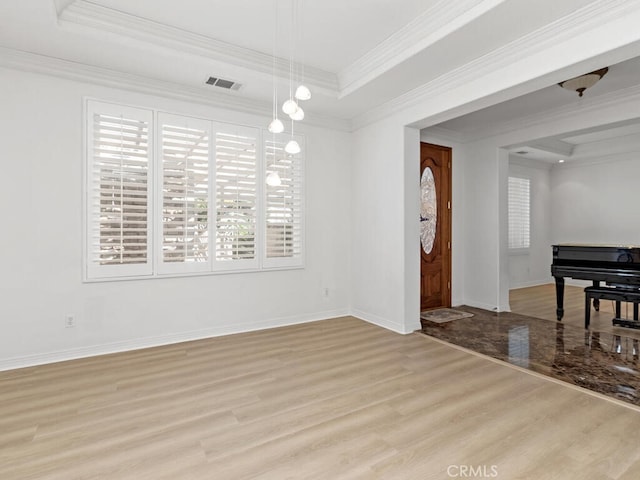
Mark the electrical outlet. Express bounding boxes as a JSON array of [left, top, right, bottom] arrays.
[[65, 315, 75, 328]]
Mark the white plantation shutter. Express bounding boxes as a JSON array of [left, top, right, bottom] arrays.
[[508, 176, 530, 249], [264, 135, 304, 268], [214, 124, 259, 270], [86, 101, 153, 279], [85, 100, 306, 281], [158, 114, 211, 274]]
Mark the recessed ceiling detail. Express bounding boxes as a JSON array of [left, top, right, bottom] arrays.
[[1, 0, 637, 129]]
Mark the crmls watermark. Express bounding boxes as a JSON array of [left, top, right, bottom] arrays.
[[447, 464, 499, 478]]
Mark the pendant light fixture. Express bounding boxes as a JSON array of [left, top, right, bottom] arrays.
[[285, 118, 301, 154], [282, 0, 299, 120], [268, 0, 307, 179], [283, 0, 305, 155], [285, 139, 301, 154], [268, 0, 284, 133], [289, 105, 304, 121], [293, 0, 311, 102], [295, 84, 311, 101], [282, 0, 310, 121]]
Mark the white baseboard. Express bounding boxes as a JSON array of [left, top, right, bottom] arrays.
[[463, 299, 501, 312], [0, 308, 350, 372], [350, 308, 411, 334]]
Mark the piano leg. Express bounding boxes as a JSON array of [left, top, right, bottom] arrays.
[[592, 281, 600, 311], [555, 276, 565, 321], [585, 290, 591, 329]]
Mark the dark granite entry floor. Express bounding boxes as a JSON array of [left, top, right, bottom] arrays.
[[420, 307, 640, 408]]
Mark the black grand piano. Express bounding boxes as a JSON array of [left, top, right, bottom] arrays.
[[551, 244, 640, 328]]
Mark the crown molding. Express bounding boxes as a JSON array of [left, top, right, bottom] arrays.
[[527, 139, 574, 157], [58, 0, 339, 94], [352, 0, 640, 131], [569, 131, 640, 160], [0, 47, 351, 132], [338, 0, 506, 98]]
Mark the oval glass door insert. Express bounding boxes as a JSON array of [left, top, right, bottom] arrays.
[[420, 167, 437, 254]]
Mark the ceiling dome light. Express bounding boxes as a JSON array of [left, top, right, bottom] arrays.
[[295, 84, 311, 101], [282, 99, 298, 115], [268, 118, 284, 133], [558, 67, 608, 97], [289, 105, 304, 121], [284, 139, 301, 155]]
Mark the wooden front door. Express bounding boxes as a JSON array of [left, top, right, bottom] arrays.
[[420, 142, 452, 310]]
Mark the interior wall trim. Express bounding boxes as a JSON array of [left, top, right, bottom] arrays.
[[350, 308, 410, 335], [338, 0, 505, 97], [0, 308, 350, 372], [352, 0, 640, 130], [0, 47, 352, 132], [58, 0, 339, 93]]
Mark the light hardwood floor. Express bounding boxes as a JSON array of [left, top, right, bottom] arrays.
[[2, 314, 640, 479]]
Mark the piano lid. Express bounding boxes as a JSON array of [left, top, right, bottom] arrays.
[[552, 244, 640, 266]]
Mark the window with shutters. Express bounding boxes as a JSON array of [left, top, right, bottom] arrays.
[[508, 176, 530, 250], [158, 114, 211, 274], [84, 100, 303, 281], [86, 102, 153, 279], [214, 125, 259, 270], [264, 136, 304, 268]]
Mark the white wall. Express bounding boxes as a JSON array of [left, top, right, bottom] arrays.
[[0, 67, 352, 370], [551, 150, 640, 246], [458, 140, 505, 311], [348, 5, 640, 324], [508, 158, 552, 289], [350, 119, 412, 332]]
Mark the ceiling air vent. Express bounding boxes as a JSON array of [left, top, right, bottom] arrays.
[[205, 76, 242, 91], [515, 150, 529, 155]]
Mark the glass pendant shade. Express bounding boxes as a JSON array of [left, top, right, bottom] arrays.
[[295, 84, 311, 101], [289, 106, 304, 121], [282, 99, 298, 115], [266, 171, 282, 186], [268, 118, 285, 133], [285, 139, 301, 154]]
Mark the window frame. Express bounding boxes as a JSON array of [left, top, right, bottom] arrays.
[[83, 99, 305, 282], [507, 175, 531, 252], [156, 112, 213, 276], [212, 122, 262, 273], [84, 100, 154, 280], [263, 134, 305, 270]]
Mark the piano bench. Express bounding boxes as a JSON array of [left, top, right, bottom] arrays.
[[584, 286, 640, 329]]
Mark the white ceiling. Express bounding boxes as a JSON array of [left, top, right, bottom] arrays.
[[1, 0, 639, 140], [430, 55, 640, 162]]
